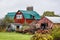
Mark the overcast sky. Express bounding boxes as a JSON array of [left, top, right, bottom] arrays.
[[0, 0, 60, 19]]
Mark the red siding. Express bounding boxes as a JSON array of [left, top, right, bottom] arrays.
[[36, 17, 53, 29], [26, 19, 34, 24], [14, 11, 25, 24], [14, 11, 34, 24]]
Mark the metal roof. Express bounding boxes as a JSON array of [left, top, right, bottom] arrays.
[[20, 10, 40, 19], [6, 10, 40, 20], [45, 16, 60, 23], [6, 12, 16, 19]]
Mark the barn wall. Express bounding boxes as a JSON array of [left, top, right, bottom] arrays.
[[14, 11, 25, 24], [14, 11, 35, 24], [53, 23, 60, 28], [26, 19, 34, 24], [36, 17, 53, 29]]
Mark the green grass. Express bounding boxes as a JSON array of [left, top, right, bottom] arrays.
[[0, 32, 32, 40]]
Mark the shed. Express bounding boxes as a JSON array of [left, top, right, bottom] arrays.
[[36, 16, 53, 30], [36, 16, 60, 30]]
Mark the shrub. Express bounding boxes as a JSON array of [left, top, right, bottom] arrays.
[[51, 27, 60, 40], [31, 33, 53, 40], [53, 33, 60, 40]]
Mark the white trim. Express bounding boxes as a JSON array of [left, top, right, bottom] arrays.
[[16, 14, 22, 19]]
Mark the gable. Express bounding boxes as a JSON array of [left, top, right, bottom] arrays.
[[38, 17, 53, 23]]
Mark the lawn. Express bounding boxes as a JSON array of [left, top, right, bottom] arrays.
[[0, 32, 32, 40]]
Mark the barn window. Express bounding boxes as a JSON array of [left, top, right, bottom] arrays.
[[41, 23, 48, 30], [16, 14, 22, 19]]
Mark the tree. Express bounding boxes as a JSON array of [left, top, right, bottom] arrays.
[[43, 11, 55, 16], [42, 11, 60, 17], [0, 17, 14, 31], [3, 16, 14, 23]]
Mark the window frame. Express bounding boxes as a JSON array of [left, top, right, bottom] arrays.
[[16, 14, 22, 19]]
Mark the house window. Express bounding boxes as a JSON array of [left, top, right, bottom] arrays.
[[16, 14, 22, 19]]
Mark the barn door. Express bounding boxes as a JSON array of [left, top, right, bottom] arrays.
[[17, 26, 19, 29], [41, 23, 48, 30]]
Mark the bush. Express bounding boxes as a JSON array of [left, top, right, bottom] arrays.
[[51, 27, 60, 40], [31, 33, 53, 40], [53, 33, 60, 40]]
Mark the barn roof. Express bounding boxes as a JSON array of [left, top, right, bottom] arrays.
[[6, 10, 40, 20], [20, 10, 40, 19], [45, 16, 60, 23], [6, 12, 16, 19]]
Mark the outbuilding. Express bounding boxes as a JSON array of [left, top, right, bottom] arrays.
[[36, 16, 60, 30]]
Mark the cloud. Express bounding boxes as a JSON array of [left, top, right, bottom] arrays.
[[0, 0, 60, 18]]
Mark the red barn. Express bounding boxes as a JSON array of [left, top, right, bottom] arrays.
[[6, 7, 40, 24]]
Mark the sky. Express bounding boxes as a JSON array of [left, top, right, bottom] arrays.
[[0, 0, 60, 19]]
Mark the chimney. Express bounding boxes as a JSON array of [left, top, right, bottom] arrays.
[[27, 6, 33, 11]]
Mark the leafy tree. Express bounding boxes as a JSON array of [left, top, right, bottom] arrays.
[[43, 11, 55, 16], [0, 16, 14, 31], [42, 11, 60, 17], [51, 27, 60, 40], [3, 16, 14, 23]]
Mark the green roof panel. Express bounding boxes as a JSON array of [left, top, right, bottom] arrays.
[[6, 12, 16, 19], [20, 10, 41, 19], [6, 10, 41, 20]]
